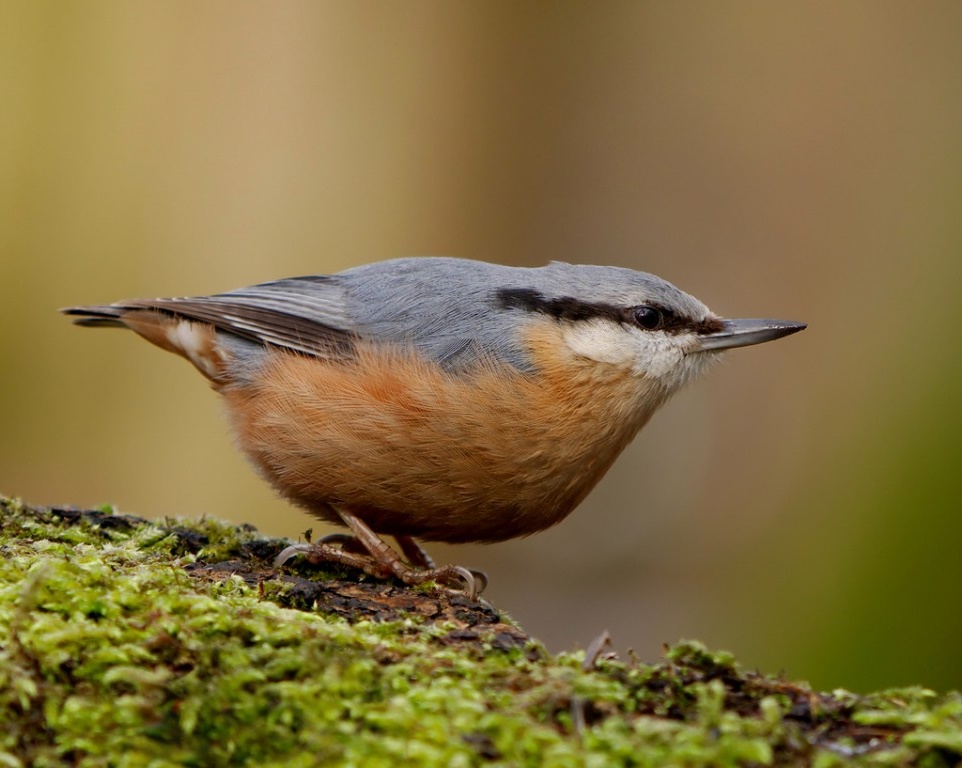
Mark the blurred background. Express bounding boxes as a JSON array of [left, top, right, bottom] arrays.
[[3, 2, 961, 692]]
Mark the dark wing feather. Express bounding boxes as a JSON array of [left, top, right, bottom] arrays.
[[65, 275, 356, 359]]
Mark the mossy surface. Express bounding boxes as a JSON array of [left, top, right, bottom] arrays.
[[1, 496, 961, 767]]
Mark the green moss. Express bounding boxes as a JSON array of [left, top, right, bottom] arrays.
[[1, 495, 961, 767]]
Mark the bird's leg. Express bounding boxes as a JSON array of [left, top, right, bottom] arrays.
[[274, 509, 486, 599], [396, 535, 489, 596], [319, 533, 427, 567], [309, 533, 424, 563], [274, 506, 393, 577], [333, 508, 483, 599], [322, 533, 490, 595], [395, 535, 435, 567], [318, 532, 369, 556], [273, 539, 393, 579]]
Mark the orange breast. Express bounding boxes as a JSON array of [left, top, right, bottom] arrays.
[[221, 322, 666, 543]]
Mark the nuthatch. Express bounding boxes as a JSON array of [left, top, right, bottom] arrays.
[[64, 257, 805, 598]]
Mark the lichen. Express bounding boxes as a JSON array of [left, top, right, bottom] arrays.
[[1, 495, 961, 767]]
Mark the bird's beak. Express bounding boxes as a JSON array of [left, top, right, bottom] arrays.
[[695, 318, 807, 352]]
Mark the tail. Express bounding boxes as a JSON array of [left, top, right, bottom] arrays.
[[61, 305, 130, 328], [61, 303, 228, 382]]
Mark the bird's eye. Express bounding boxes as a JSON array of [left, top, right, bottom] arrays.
[[633, 305, 664, 330]]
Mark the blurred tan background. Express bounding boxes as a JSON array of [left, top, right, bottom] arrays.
[[3, 2, 961, 692]]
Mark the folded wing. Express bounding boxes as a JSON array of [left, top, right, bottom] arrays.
[[63, 275, 355, 359]]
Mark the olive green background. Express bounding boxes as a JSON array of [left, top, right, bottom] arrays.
[[3, 2, 961, 692]]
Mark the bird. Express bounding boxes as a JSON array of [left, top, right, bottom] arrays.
[[63, 257, 805, 598]]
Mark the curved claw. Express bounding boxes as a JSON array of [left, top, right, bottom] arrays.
[[448, 566, 479, 600], [273, 542, 312, 567], [467, 568, 489, 596]]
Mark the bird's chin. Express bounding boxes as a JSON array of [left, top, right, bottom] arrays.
[[691, 346, 724, 373], [655, 348, 721, 393]]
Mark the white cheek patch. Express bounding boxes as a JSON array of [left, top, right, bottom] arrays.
[[630, 329, 687, 379], [561, 320, 638, 367], [165, 321, 221, 379], [561, 320, 698, 383]]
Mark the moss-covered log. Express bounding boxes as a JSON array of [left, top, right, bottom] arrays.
[[1, 496, 960, 767]]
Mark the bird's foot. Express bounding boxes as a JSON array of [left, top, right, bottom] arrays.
[[273, 540, 393, 579], [274, 524, 487, 600]]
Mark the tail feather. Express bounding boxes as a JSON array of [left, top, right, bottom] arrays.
[[62, 304, 230, 382], [61, 305, 129, 328]]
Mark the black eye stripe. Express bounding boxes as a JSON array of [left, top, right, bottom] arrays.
[[496, 288, 625, 323], [494, 288, 708, 335]]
